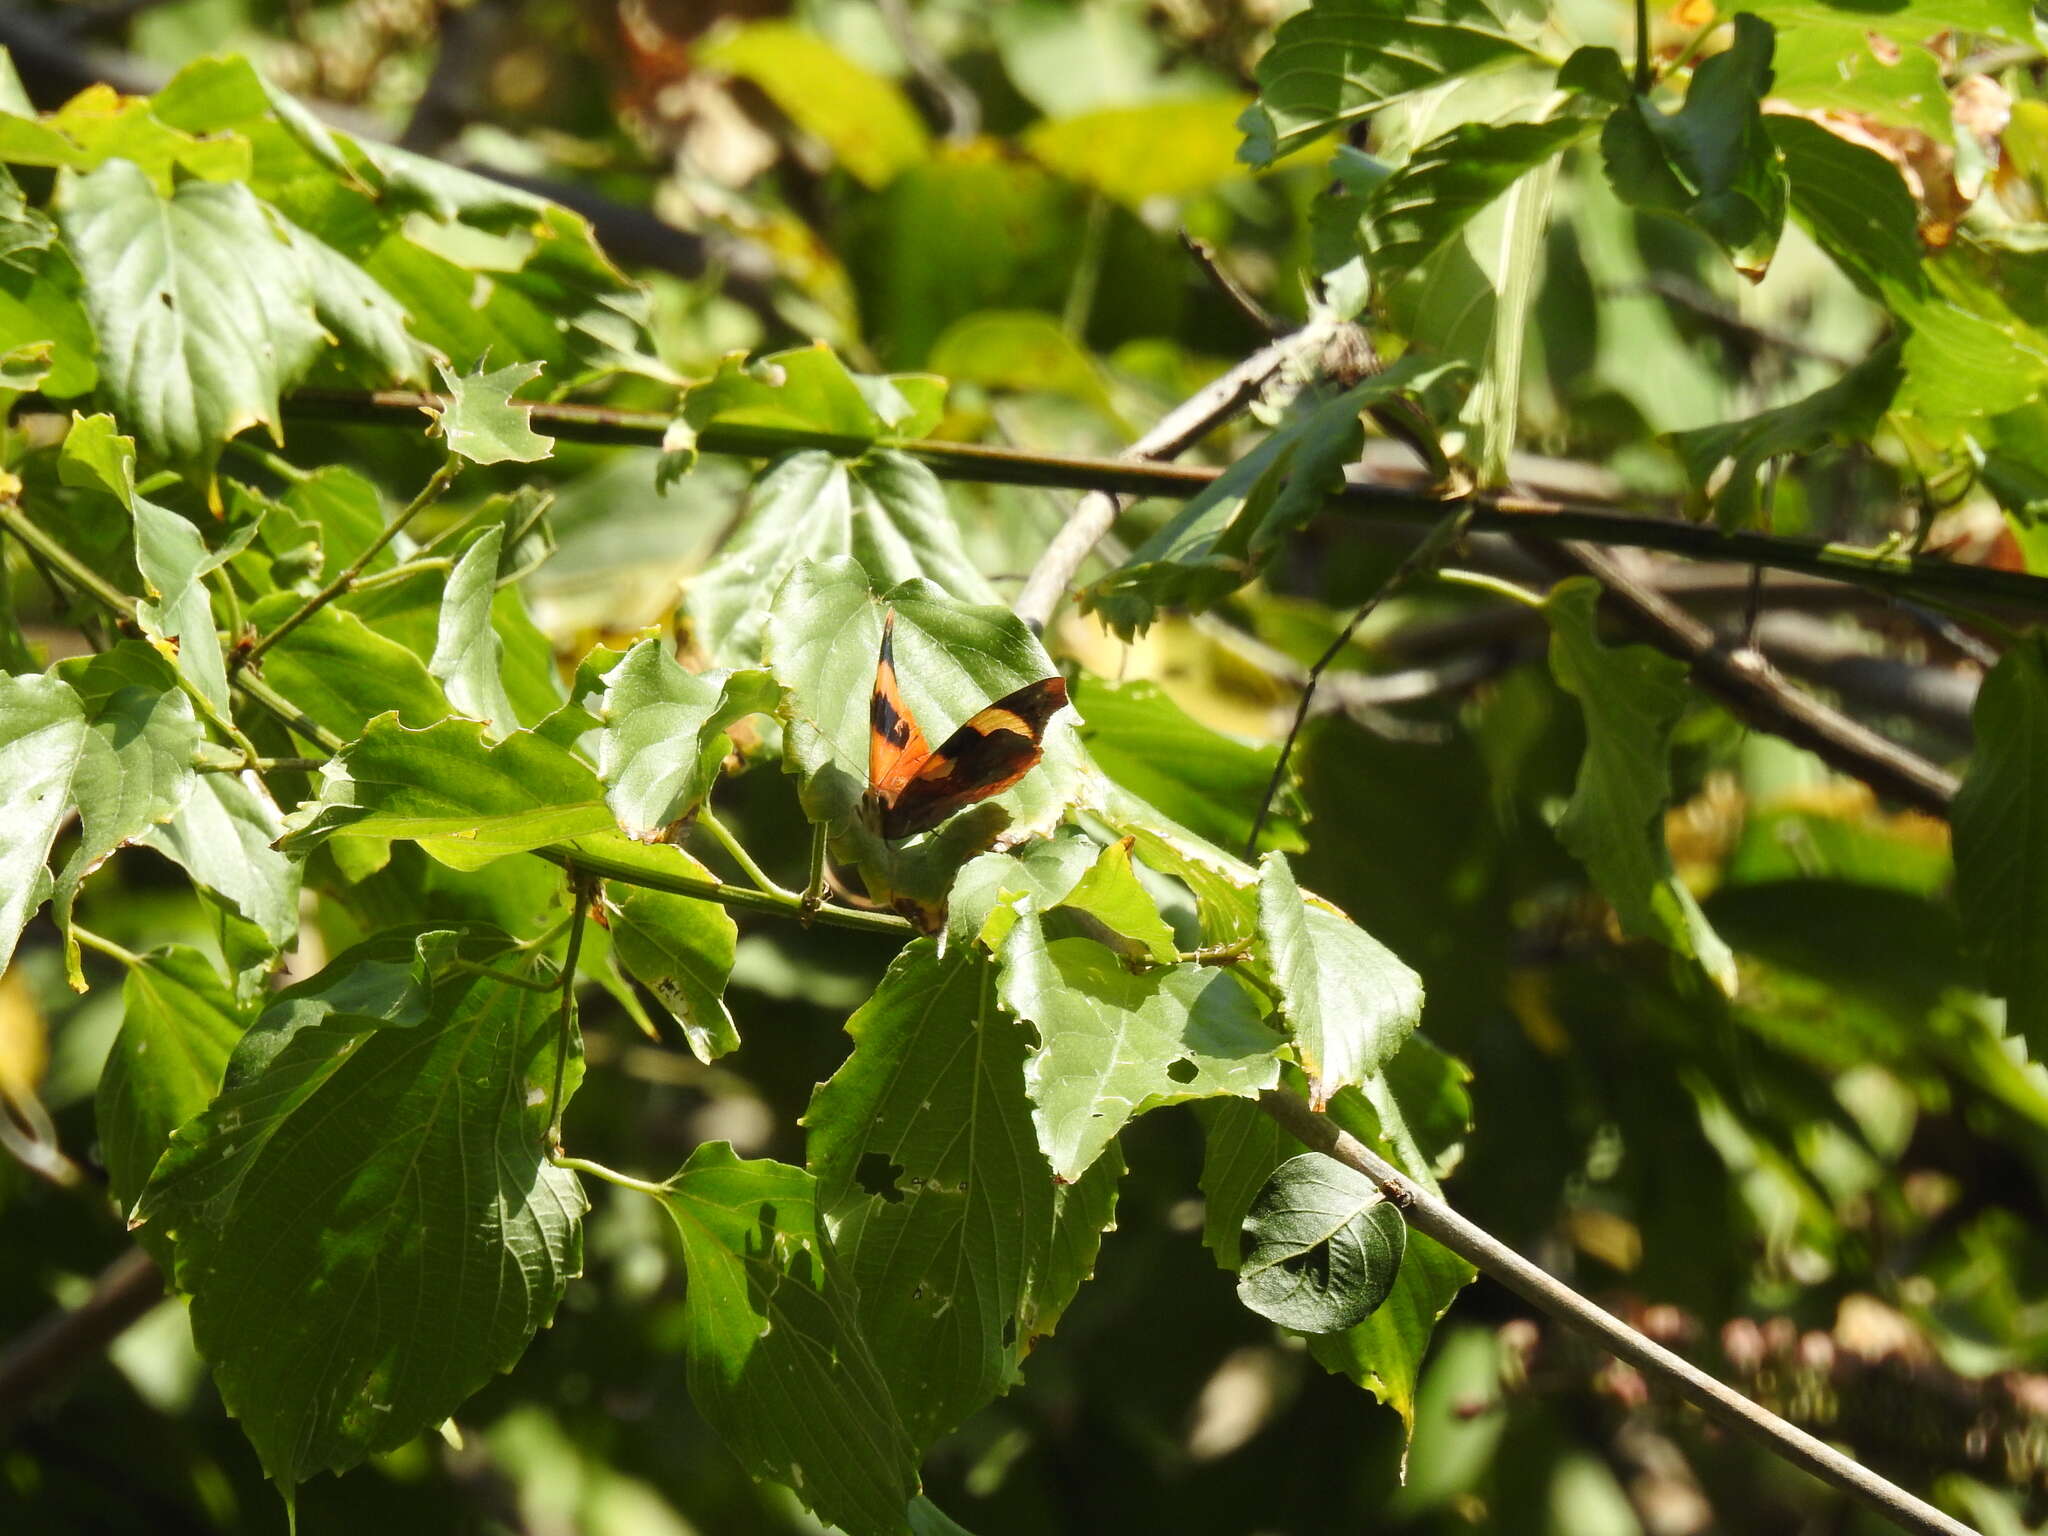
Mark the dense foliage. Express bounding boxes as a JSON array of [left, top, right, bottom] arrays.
[[2, 0, 2048, 1533]]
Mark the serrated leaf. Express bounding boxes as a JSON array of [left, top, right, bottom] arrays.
[[651, 1142, 922, 1536], [134, 927, 586, 1492], [279, 715, 615, 869], [1544, 580, 1735, 992], [95, 944, 248, 1264], [1954, 635, 2048, 1064], [806, 940, 1122, 1443], [1238, 0, 1540, 166], [1055, 837, 1179, 963], [1073, 678, 1306, 854], [945, 830, 1102, 953], [1667, 336, 1904, 529], [59, 161, 338, 465], [0, 659, 198, 986], [430, 524, 520, 735], [606, 884, 739, 1063], [688, 450, 987, 665], [1079, 357, 1457, 638], [433, 360, 554, 465], [998, 911, 1282, 1180], [1600, 14, 1787, 277], [1257, 852, 1424, 1108], [1361, 110, 1602, 290], [0, 83, 251, 189], [1236, 1152, 1407, 1332], [596, 639, 779, 837]]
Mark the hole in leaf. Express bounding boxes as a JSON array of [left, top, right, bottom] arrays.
[[1001, 1316, 1017, 1348], [855, 1151, 906, 1202], [1166, 1057, 1198, 1084]]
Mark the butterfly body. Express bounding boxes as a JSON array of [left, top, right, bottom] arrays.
[[865, 612, 1070, 840]]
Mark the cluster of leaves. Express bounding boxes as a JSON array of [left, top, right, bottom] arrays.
[[6, 0, 2048, 1532]]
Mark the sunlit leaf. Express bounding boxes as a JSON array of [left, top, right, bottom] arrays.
[[606, 884, 740, 1064], [1025, 96, 1250, 206], [434, 360, 554, 466], [1236, 1152, 1408, 1332], [596, 639, 779, 838], [701, 22, 931, 189], [1769, 25, 1952, 144]]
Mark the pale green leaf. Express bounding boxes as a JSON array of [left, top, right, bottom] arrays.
[[1769, 25, 1952, 144], [434, 360, 554, 465], [700, 22, 931, 188], [1055, 837, 1179, 963], [1025, 96, 1250, 206], [596, 639, 779, 837], [430, 525, 520, 735]]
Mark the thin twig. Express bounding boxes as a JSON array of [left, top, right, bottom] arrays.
[[1531, 541, 1959, 814], [277, 390, 2048, 619], [0, 1248, 164, 1436], [1258, 1089, 1977, 1536], [1012, 333, 1318, 630], [1245, 507, 1476, 856], [236, 454, 460, 674], [1181, 230, 1282, 337], [546, 870, 595, 1152]]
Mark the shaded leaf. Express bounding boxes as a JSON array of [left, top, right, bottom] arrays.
[[652, 1142, 922, 1536], [1257, 852, 1424, 1108], [241, 594, 451, 739], [1600, 15, 1787, 277], [806, 940, 1121, 1443], [140, 769, 300, 979], [1237, 1152, 1408, 1333], [1770, 113, 1927, 298], [1544, 580, 1735, 991], [135, 927, 586, 1492], [606, 884, 739, 1063], [1954, 635, 2048, 1064]]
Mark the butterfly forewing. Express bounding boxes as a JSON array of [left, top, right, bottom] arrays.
[[865, 610, 1071, 840]]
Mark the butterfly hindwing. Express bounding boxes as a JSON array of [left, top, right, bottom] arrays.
[[865, 610, 1070, 840]]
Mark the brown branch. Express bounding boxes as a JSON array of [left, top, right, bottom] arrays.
[[0, 1247, 163, 1437]]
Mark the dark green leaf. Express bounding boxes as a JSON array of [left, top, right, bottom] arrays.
[[1238, 0, 1540, 166], [135, 928, 586, 1491], [1666, 337, 1904, 529], [1236, 1151, 1408, 1332], [1257, 852, 1424, 1108], [1954, 635, 2048, 1064], [241, 595, 452, 739], [1599, 14, 1787, 277], [998, 909, 1282, 1180], [605, 884, 739, 1063], [596, 639, 779, 837], [652, 1142, 922, 1536], [1072, 678, 1306, 854], [807, 940, 1121, 1442], [1770, 113, 1927, 299], [667, 344, 945, 473], [1544, 580, 1735, 991], [95, 944, 247, 1263]]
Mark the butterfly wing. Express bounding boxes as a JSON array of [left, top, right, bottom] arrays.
[[878, 675, 1070, 840], [869, 611, 935, 799]]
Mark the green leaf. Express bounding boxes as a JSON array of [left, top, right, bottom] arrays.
[[279, 715, 615, 870], [945, 830, 1103, 953], [1893, 261, 2048, 426], [1544, 580, 1735, 992], [700, 22, 931, 189], [1666, 337, 1904, 529], [1055, 837, 1180, 963], [1238, 0, 1540, 167], [241, 595, 452, 740], [0, 85, 250, 188], [651, 1142, 922, 1535], [925, 311, 1119, 419], [59, 160, 386, 466], [1072, 678, 1306, 854], [430, 524, 521, 735], [687, 451, 988, 665], [596, 640, 779, 837], [670, 345, 946, 470], [95, 944, 247, 1264], [1738, 0, 2034, 44], [1769, 25, 1952, 144], [998, 910, 1283, 1180], [806, 939, 1122, 1443], [1024, 96, 1251, 206], [140, 769, 301, 978], [0, 661, 198, 986], [433, 360, 555, 466], [1361, 110, 1602, 290], [1080, 358, 1458, 638], [1236, 1152, 1408, 1332], [1954, 635, 2048, 1064], [605, 884, 739, 1063], [1599, 14, 1788, 277], [766, 558, 1077, 867], [135, 928, 585, 1492], [276, 467, 394, 584], [1257, 852, 1424, 1108], [1770, 114, 1927, 299]]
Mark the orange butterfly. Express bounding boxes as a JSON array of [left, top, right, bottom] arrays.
[[864, 612, 1070, 840]]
